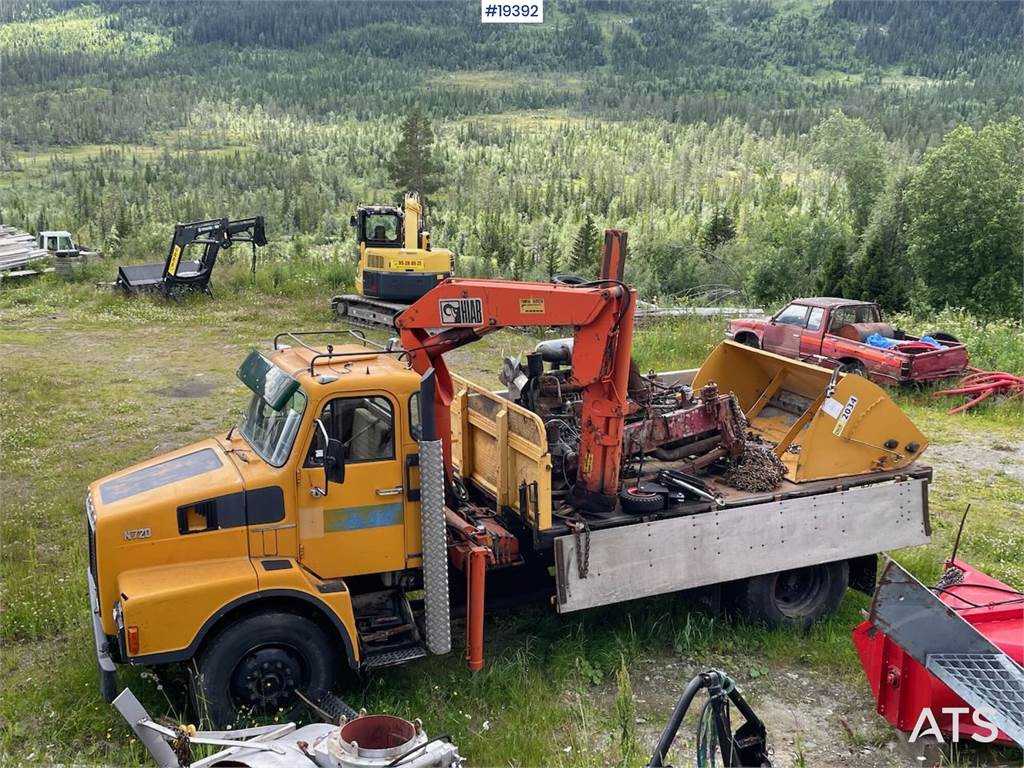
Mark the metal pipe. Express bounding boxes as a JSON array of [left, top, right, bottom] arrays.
[[465, 548, 487, 672]]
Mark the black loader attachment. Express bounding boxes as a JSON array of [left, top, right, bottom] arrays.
[[115, 216, 266, 297]]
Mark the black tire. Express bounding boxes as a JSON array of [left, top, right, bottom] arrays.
[[333, 299, 349, 319], [926, 331, 960, 344], [737, 333, 760, 349], [619, 486, 665, 514], [190, 611, 338, 728], [552, 274, 587, 286], [728, 561, 849, 631], [839, 359, 867, 377]]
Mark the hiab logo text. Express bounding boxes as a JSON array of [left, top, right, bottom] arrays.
[[908, 707, 999, 743]]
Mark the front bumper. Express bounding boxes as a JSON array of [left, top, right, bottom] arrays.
[[89, 568, 119, 701]]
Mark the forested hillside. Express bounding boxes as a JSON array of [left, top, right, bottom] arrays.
[[1, 0, 1021, 315]]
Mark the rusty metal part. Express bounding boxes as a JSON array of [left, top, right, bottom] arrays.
[[724, 443, 787, 492]]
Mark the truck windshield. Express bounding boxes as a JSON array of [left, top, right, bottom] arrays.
[[239, 389, 307, 467]]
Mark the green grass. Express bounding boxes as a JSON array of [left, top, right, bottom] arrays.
[[1, 278, 1021, 764]]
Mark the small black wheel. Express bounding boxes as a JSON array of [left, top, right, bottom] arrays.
[[190, 611, 337, 728], [333, 299, 349, 319], [737, 334, 760, 349], [727, 561, 849, 630], [619, 486, 665, 514], [839, 359, 867, 377], [926, 331, 960, 345]]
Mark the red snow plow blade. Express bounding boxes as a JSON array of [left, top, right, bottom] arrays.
[[852, 559, 1024, 746]]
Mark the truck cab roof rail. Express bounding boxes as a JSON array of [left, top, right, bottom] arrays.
[[272, 329, 403, 374]]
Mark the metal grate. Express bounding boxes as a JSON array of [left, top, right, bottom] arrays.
[[363, 646, 428, 671], [927, 652, 1024, 746], [87, 521, 98, 585]]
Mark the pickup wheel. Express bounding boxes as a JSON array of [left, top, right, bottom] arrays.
[[839, 359, 867, 377], [728, 561, 848, 630], [736, 333, 760, 349], [190, 611, 337, 728]]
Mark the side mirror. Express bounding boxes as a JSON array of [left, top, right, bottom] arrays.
[[311, 419, 335, 496], [325, 438, 345, 484]]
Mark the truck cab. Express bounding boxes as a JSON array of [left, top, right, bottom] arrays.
[[87, 335, 431, 725]]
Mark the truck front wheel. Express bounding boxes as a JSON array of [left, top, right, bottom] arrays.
[[190, 611, 337, 727], [729, 561, 849, 630]]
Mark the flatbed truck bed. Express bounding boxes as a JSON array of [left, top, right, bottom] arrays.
[[448, 368, 932, 614]]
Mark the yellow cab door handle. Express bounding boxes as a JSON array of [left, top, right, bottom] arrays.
[[376, 486, 403, 497]]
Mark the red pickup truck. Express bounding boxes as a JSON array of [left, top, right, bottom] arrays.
[[726, 297, 968, 385]]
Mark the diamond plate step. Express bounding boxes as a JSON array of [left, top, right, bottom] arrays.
[[363, 645, 428, 671]]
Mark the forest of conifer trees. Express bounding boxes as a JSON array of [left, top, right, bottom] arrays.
[[1, 0, 1021, 315]]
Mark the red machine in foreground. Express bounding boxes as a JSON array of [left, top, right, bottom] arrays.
[[853, 559, 1024, 748]]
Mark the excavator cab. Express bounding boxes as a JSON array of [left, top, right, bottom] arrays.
[[335, 193, 454, 324]]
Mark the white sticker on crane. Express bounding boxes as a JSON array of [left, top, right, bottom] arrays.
[[832, 396, 858, 436], [821, 397, 843, 418]]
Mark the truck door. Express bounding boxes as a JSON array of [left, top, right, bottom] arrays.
[[800, 307, 826, 358], [762, 303, 808, 358], [296, 393, 408, 580]]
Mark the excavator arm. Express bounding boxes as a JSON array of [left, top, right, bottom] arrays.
[[396, 231, 635, 511]]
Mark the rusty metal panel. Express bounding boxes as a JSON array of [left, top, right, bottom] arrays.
[[555, 476, 929, 613]]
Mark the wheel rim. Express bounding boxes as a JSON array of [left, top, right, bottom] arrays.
[[625, 487, 659, 500], [229, 645, 308, 715], [773, 566, 828, 618]]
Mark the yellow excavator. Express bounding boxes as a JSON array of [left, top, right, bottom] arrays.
[[331, 192, 454, 326]]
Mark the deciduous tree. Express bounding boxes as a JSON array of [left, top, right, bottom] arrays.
[[907, 119, 1024, 318]]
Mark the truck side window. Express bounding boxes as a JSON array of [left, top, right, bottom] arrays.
[[409, 392, 422, 440], [305, 396, 395, 466], [829, 307, 856, 332], [775, 304, 808, 326], [806, 307, 824, 331]]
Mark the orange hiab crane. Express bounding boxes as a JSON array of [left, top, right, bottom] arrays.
[[396, 231, 635, 669], [398, 230, 635, 512]]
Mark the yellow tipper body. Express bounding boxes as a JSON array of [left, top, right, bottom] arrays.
[[694, 341, 928, 482]]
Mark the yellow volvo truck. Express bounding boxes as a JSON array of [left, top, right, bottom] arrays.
[[87, 332, 933, 727]]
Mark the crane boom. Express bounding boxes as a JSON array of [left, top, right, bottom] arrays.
[[397, 234, 636, 511]]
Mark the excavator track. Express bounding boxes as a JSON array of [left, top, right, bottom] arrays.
[[331, 294, 408, 329]]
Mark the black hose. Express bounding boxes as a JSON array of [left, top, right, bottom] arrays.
[[647, 673, 706, 767]]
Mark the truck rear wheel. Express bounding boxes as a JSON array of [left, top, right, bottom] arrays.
[[729, 561, 848, 630], [190, 611, 337, 727]]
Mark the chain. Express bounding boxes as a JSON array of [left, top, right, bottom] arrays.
[[724, 443, 786, 492], [570, 515, 591, 579], [170, 726, 193, 768]]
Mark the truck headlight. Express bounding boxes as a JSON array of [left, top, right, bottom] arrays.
[[86, 491, 96, 528]]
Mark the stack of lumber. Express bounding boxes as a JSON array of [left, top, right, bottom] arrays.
[[0, 224, 51, 278]]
